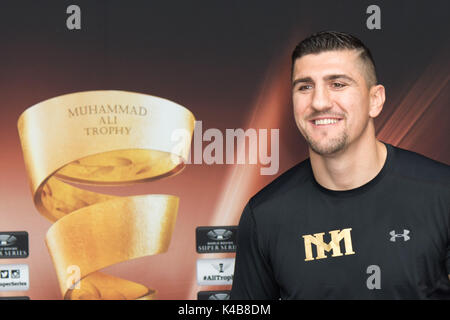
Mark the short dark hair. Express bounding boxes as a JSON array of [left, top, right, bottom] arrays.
[[291, 31, 377, 87]]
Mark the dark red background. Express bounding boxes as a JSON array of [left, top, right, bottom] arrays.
[[0, 0, 448, 299]]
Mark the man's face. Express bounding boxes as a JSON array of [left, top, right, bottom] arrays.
[[292, 50, 373, 156]]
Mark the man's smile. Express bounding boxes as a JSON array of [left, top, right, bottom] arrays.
[[308, 117, 344, 127]]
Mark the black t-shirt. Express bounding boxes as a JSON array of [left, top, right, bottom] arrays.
[[231, 143, 450, 299]]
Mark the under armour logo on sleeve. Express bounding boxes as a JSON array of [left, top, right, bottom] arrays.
[[389, 230, 410, 242]]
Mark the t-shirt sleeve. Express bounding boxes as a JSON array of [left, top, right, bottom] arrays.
[[446, 196, 450, 276], [447, 206, 450, 276], [446, 246, 450, 276], [230, 200, 280, 300]]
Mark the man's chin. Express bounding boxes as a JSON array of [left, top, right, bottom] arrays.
[[307, 138, 348, 156]]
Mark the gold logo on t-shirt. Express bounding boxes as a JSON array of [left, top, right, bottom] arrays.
[[302, 228, 355, 261]]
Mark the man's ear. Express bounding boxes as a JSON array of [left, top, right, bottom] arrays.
[[368, 84, 385, 118]]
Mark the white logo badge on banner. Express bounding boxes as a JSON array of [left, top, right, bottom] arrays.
[[196, 258, 234, 285], [0, 264, 29, 291]]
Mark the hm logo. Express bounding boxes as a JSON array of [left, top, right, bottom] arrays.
[[302, 228, 355, 261]]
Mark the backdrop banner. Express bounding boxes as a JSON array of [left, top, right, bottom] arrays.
[[0, 0, 448, 300]]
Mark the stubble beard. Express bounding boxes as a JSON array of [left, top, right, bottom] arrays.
[[301, 127, 349, 156]]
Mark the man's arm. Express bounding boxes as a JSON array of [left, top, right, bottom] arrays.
[[447, 243, 450, 281], [230, 201, 280, 299], [447, 206, 450, 282], [447, 229, 450, 281]]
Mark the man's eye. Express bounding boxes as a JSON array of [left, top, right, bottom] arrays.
[[299, 85, 312, 91], [332, 82, 346, 88]]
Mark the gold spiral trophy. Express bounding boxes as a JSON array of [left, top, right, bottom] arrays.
[[18, 91, 195, 299]]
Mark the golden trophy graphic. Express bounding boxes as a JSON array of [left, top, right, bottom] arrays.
[[18, 91, 195, 299]]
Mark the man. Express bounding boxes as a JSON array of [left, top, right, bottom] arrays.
[[230, 31, 450, 299]]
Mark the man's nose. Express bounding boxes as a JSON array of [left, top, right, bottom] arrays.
[[311, 85, 332, 111]]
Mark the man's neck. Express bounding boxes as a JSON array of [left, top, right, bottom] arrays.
[[309, 136, 387, 191]]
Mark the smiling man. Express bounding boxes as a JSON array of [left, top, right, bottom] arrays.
[[231, 31, 450, 299]]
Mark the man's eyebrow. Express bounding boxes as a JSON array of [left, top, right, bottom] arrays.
[[292, 74, 357, 87], [292, 77, 313, 87], [324, 74, 356, 84]]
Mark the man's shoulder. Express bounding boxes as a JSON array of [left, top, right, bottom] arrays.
[[390, 144, 450, 187], [249, 158, 312, 210]]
